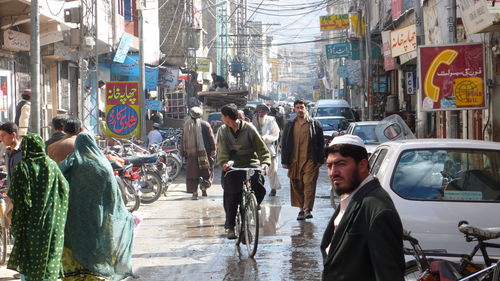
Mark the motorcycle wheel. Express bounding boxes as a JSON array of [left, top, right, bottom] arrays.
[[139, 171, 163, 204], [118, 177, 140, 212], [165, 155, 181, 180]]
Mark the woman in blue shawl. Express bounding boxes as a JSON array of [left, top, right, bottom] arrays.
[[59, 132, 134, 281]]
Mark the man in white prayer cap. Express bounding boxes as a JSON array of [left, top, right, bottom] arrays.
[[320, 135, 405, 281]]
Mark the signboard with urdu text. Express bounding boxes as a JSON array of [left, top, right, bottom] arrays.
[[196, 59, 211, 72], [320, 14, 349, 31], [418, 43, 485, 111], [390, 24, 417, 57], [105, 82, 141, 138], [325, 43, 350, 59]]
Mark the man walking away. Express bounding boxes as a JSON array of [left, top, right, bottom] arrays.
[[147, 123, 163, 148], [252, 104, 281, 196], [321, 135, 405, 281], [47, 116, 83, 163], [14, 89, 31, 137], [217, 103, 270, 239], [281, 99, 324, 220], [45, 115, 68, 147], [181, 106, 217, 200]]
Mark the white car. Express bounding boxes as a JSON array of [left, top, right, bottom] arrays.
[[369, 139, 500, 257], [346, 121, 385, 155]]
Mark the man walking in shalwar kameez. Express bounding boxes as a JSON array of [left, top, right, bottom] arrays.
[[281, 99, 325, 220], [181, 106, 217, 200]]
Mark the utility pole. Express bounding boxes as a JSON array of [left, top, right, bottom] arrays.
[[445, 0, 458, 138], [30, 0, 41, 134], [138, 0, 146, 141], [414, 0, 427, 138], [364, 0, 373, 120]]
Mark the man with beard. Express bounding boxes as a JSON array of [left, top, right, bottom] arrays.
[[320, 135, 404, 281], [281, 99, 324, 220]]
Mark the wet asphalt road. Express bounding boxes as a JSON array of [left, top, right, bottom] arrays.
[[125, 162, 335, 281], [0, 161, 335, 281]]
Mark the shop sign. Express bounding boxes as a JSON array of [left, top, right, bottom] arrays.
[[382, 31, 396, 71], [157, 66, 179, 91], [418, 43, 485, 111], [196, 58, 211, 72], [325, 43, 350, 59], [320, 14, 349, 31], [392, 0, 403, 20], [105, 82, 141, 138], [113, 33, 133, 63], [390, 24, 417, 57], [457, 0, 500, 34], [406, 72, 416, 95], [2, 30, 30, 52], [145, 99, 163, 110]]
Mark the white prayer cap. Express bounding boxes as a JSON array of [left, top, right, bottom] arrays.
[[329, 134, 366, 148]]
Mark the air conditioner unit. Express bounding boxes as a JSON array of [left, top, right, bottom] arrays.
[[64, 7, 81, 23]]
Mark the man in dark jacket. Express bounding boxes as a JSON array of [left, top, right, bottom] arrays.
[[321, 134, 405, 281], [281, 99, 325, 220], [0, 122, 22, 189]]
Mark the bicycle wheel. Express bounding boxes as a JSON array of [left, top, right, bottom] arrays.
[[165, 155, 181, 180], [0, 227, 6, 265], [139, 171, 163, 204], [244, 193, 259, 258]]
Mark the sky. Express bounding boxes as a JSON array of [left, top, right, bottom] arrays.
[[247, 0, 328, 46]]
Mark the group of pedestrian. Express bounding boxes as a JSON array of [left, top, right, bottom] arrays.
[[188, 98, 405, 280], [0, 116, 135, 281]]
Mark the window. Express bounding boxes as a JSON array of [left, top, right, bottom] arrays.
[[370, 148, 388, 176], [391, 148, 500, 202]]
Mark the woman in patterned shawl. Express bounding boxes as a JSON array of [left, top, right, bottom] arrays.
[[7, 134, 69, 281], [59, 131, 134, 281]]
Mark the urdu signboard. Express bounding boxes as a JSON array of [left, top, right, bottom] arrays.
[[105, 82, 141, 138], [390, 24, 417, 57], [320, 14, 349, 31], [418, 43, 485, 111]]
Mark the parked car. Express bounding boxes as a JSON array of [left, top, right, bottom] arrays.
[[369, 139, 500, 257], [345, 121, 384, 155], [315, 116, 349, 146]]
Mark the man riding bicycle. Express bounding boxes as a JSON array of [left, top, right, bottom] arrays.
[[217, 103, 270, 240]]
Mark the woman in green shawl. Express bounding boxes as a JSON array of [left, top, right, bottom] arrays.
[[59, 131, 135, 281], [7, 134, 69, 281]]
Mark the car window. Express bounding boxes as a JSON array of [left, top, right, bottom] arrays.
[[318, 119, 341, 130], [370, 149, 388, 176], [353, 125, 378, 143], [391, 148, 500, 202]]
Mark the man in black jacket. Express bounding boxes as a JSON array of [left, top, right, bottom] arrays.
[[321, 135, 404, 281], [281, 99, 324, 220]]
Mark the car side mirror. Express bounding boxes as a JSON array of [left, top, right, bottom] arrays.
[[383, 123, 403, 140]]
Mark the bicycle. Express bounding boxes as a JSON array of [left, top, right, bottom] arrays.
[[404, 221, 500, 281], [224, 161, 261, 258]]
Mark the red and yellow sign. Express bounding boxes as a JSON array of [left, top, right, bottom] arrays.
[[320, 14, 349, 31], [390, 24, 417, 57], [419, 43, 485, 111], [105, 82, 141, 138]]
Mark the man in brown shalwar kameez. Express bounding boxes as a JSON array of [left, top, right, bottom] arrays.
[[281, 99, 325, 220], [181, 107, 217, 200]]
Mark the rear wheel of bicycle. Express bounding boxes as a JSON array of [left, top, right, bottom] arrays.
[[165, 155, 181, 180], [244, 193, 259, 258], [0, 227, 7, 265], [139, 171, 163, 204]]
